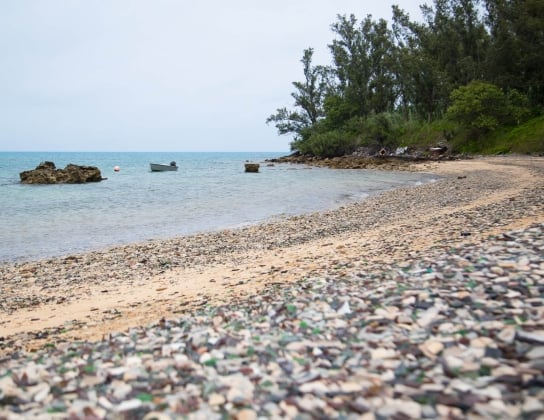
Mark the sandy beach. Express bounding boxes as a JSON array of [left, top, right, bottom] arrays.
[[1, 156, 543, 353], [1, 155, 544, 418]]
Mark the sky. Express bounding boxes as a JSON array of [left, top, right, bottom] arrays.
[[0, 1, 424, 152]]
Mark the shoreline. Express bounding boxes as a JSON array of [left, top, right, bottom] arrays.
[[1, 155, 543, 355], [0, 154, 435, 264]]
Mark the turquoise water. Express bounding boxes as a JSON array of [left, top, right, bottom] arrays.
[[0, 152, 437, 262]]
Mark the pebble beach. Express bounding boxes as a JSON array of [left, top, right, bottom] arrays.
[[1, 156, 543, 419]]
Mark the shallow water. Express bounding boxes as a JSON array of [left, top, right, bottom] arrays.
[[0, 152, 437, 262]]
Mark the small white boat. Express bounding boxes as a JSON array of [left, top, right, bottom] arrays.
[[150, 161, 178, 172]]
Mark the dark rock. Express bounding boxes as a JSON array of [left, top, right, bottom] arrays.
[[19, 162, 104, 184], [244, 163, 260, 173], [484, 346, 503, 359]]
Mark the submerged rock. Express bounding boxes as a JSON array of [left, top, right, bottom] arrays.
[[19, 161, 104, 184]]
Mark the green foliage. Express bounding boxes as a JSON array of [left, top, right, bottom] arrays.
[[446, 81, 507, 133], [508, 115, 544, 153], [414, 120, 449, 146], [446, 81, 532, 149], [422, 115, 544, 154], [328, 14, 372, 118], [296, 129, 359, 158], [268, 0, 543, 157], [322, 94, 359, 130], [397, 118, 459, 149], [266, 48, 328, 140], [266, 107, 311, 137], [504, 89, 532, 125], [484, 0, 544, 107], [485, 115, 544, 154], [359, 112, 404, 150]]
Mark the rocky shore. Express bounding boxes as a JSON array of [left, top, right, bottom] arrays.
[[1, 156, 543, 418], [266, 153, 463, 171]]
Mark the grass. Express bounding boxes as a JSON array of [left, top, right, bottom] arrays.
[[455, 115, 544, 154], [397, 115, 544, 155], [400, 118, 459, 150], [501, 115, 544, 154]]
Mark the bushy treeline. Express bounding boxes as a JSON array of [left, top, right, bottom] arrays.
[[267, 0, 544, 157]]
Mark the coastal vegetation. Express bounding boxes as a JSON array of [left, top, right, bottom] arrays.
[[267, 0, 544, 157]]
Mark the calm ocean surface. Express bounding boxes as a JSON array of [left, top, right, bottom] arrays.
[[0, 152, 438, 262]]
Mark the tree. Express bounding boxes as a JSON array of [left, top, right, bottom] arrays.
[[484, 0, 544, 107], [266, 48, 328, 142], [367, 19, 398, 114], [392, 4, 452, 121], [327, 14, 372, 122], [446, 80, 507, 132], [392, 0, 488, 121], [327, 14, 398, 121], [266, 1, 542, 157]]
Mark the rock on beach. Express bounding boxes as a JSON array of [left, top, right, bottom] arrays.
[[1, 222, 543, 419]]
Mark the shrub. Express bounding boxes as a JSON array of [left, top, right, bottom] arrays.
[[299, 130, 358, 157], [360, 112, 404, 150], [446, 81, 508, 133]]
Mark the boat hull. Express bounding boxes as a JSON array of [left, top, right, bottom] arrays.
[[150, 163, 178, 172]]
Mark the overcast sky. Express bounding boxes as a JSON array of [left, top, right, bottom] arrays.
[[0, 1, 424, 152]]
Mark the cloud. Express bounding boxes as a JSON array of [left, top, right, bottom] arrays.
[[0, 0, 423, 152]]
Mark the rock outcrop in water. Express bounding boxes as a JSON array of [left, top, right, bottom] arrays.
[[19, 161, 104, 184], [244, 162, 260, 173]]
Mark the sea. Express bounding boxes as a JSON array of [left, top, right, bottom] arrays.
[[0, 152, 438, 262]]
